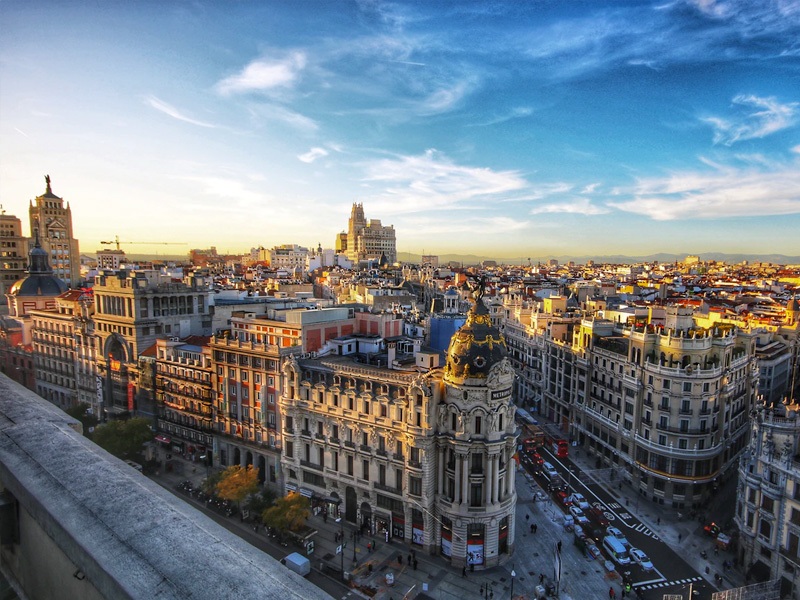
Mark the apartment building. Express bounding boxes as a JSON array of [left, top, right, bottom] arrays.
[[155, 337, 214, 461], [0, 212, 28, 296], [279, 296, 518, 567], [504, 296, 759, 507], [736, 400, 800, 597], [29, 289, 96, 413]]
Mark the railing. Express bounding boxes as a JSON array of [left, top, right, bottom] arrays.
[[300, 460, 324, 472], [373, 482, 402, 495]]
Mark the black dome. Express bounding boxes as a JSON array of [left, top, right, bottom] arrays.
[[444, 296, 507, 380], [7, 234, 67, 297]]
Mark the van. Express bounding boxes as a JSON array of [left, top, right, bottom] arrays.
[[542, 462, 559, 481], [602, 536, 631, 565], [281, 552, 311, 576]]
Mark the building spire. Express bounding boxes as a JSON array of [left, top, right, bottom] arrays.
[[45, 174, 51, 194]]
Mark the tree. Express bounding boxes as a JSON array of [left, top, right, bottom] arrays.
[[91, 417, 153, 460], [261, 492, 310, 533], [215, 465, 259, 512], [245, 488, 277, 521], [65, 402, 99, 434]]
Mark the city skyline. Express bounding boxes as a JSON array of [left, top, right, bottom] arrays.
[[1, 1, 799, 259]]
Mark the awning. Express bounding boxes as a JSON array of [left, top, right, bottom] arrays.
[[155, 435, 171, 444], [299, 488, 313, 498], [286, 483, 297, 492]]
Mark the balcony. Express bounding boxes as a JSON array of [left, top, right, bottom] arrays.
[[374, 482, 402, 495], [300, 460, 324, 472], [408, 460, 422, 469], [344, 440, 355, 449]]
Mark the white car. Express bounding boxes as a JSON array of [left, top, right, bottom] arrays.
[[543, 462, 559, 478], [568, 493, 590, 510], [569, 506, 590, 526], [606, 526, 630, 548], [630, 548, 654, 571]]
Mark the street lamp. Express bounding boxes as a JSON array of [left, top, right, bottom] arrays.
[[335, 515, 346, 579], [480, 583, 494, 600], [510, 566, 516, 600]]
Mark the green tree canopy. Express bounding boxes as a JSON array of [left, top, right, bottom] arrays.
[[215, 465, 259, 507], [91, 417, 152, 460], [261, 492, 310, 533], [65, 402, 99, 434]]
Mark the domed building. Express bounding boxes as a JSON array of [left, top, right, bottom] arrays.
[[433, 289, 518, 568], [6, 233, 68, 317]]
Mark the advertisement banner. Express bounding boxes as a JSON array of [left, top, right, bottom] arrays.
[[127, 382, 134, 411]]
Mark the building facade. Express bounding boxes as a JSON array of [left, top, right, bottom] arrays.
[[736, 400, 800, 597], [28, 175, 81, 287], [503, 297, 759, 507], [92, 269, 212, 420], [279, 295, 518, 567], [0, 212, 28, 296]]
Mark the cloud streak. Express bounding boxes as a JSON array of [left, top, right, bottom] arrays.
[[703, 95, 798, 145], [298, 147, 329, 163], [145, 96, 215, 128]]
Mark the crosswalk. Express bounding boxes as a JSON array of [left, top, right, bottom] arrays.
[[635, 575, 704, 592]]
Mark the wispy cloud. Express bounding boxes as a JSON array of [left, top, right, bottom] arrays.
[[246, 104, 318, 132], [216, 52, 307, 96], [476, 107, 534, 127], [298, 147, 329, 163], [529, 197, 610, 216], [361, 149, 527, 213], [702, 95, 798, 145], [145, 95, 215, 128], [609, 159, 800, 220]]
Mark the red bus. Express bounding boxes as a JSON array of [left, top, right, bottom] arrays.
[[550, 437, 569, 458]]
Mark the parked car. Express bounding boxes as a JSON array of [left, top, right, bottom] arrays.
[[630, 548, 654, 571], [569, 506, 590, 526], [586, 543, 602, 560], [568, 493, 590, 510], [555, 490, 571, 506], [531, 452, 544, 467], [606, 526, 630, 549]]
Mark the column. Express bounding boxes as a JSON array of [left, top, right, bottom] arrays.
[[461, 453, 469, 505], [453, 455, 461, 504], [484, 453, 493, 505], [437, 449, 444, 495], [492, 454, 500, 504]]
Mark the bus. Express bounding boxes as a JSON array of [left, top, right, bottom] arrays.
[[549, 437, 569, 458], [521, 424, 545, 454]]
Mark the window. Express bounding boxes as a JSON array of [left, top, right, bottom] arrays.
[[347, 455, 353, 476], [759, 519, 772, 541], [663, 379, 671, 390], [409, 476, 422, 496], [683, 381, 692, 393], [658, 434, 667, 446], [363, 400, 370, 415], [286, 441, 294, 458], [762, 496, 775, 514], [475, 416, 482, 435], [362, 460, 370, 480]]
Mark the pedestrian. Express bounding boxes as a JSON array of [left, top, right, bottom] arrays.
[[609, 586, 616, 599], [678, 533, 682, 543], [621, 588, 626, 598], [462, 566, 467, 578], [530, 523, 535, 534], [714, 546, 719, 556], [526, 514, 529, 522], [413, 559, 418, 571], [398, 554, 402, 566], [657, 517, 661, 526], [557, 540, 562, 553], [533, 524, 538, 534], [539, 573, 545, 585], [407, 554, 412, 566]]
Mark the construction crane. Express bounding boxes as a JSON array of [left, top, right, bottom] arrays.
[[100, 235, 187, 251]]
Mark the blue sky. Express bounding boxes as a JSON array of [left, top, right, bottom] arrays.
[[1, 0, 799, 260]]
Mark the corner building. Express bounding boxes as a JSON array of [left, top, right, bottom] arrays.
[[279, 295, 517, 568]]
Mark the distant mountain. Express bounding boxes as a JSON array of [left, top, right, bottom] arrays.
[[397, 251, 800, 266]]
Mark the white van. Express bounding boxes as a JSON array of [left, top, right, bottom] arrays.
[[602, 536, 631, 565], [281, 552, 311, 576], [542, 462, 559, 481]]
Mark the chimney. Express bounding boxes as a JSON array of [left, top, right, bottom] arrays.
[[387, 342, 396, 370]]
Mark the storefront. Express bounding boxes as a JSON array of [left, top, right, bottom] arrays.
[[391, 513, 405, 539], [440, 517, 453, 557], [375, 513, 391, 539], [412, 509, 424, 546], [466, 523, 485, 566]]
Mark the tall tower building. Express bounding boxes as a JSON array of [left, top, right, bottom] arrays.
[[28, 175, 81, 287], [0, 211, 28, 296], [341, 203, 396, 265]]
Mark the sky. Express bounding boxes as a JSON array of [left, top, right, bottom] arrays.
[[1, 0, 799, 261]]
